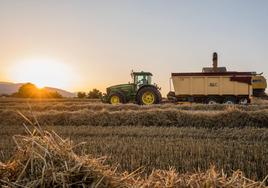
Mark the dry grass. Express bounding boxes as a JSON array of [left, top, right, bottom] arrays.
[[1, 98, 268, 129], [0, 125, 267, 187], [1, 108, 268, 128], [0, 98, 268, 186], [1, 125, 267, 182], [1, 100, 268, 112]]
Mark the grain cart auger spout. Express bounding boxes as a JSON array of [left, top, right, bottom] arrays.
[[102, 71, 162, 105]]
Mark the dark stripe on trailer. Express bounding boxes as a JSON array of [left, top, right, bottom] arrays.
[[230, 76, 252, 85]]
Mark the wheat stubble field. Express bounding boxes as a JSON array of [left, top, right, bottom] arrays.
[[0, 98, 268, 187]]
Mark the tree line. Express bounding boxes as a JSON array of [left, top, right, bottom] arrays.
[[77, 89, 102, 99], [1, 83, 103, 99]]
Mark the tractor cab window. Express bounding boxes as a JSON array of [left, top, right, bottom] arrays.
[[134, 75, 152, 86]]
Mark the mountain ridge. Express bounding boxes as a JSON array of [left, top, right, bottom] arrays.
[[0, 82, 76, 97]]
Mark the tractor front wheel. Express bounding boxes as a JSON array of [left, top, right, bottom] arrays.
[[137, 87, 161, 105], [108, 93, 125, 104]]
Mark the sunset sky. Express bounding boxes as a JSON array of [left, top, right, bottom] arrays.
[[0, 0, 267, 95]]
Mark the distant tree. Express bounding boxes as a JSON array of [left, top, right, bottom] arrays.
[[0, 94, 10, 98], [77, 92, 87, 98], [16, 83, 38, 98], [13, 83, 63, 98], [87, 89, 102, 99], [48, 91, 63, 98]]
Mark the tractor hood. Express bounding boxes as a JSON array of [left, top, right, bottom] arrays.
[[107, 84, 132, 89], [106, 83, 134, 94]]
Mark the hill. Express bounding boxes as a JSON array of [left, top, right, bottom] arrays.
[[44, 87, 76, 98], [0, 82, 23, 95], [0, 82, 75, 97]]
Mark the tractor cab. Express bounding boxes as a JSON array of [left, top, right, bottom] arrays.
[[131, 71, 153, 89]]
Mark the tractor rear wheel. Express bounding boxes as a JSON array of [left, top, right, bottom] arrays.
[[108, 93, 125, 104], [137, 87, 161, 105]]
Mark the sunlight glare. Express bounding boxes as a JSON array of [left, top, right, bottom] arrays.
[[8, 58, 75, 89]]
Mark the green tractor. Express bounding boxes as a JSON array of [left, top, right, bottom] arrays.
[[103, 71, 162, 105]]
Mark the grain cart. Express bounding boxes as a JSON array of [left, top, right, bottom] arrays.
[[168, 53, 253, 104], [168, 72, 252, 104], [103, 71, 162, 105], [167, 52, 267, 104]]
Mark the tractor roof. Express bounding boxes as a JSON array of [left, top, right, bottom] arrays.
[[132, 71, 153, 76]]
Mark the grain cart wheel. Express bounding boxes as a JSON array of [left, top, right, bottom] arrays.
[[239, 98, 249, 105], [137, 87, 161, 105], [223, 97, 236, 105], [206, 97, 218, 105], [108, 93, 125, 104]]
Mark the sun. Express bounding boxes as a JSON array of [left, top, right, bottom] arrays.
[[8, 58, 75, 89]]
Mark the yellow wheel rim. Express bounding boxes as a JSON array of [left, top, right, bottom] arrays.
[[110, 96, 120, 104], [142, 91, 155, 105]]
